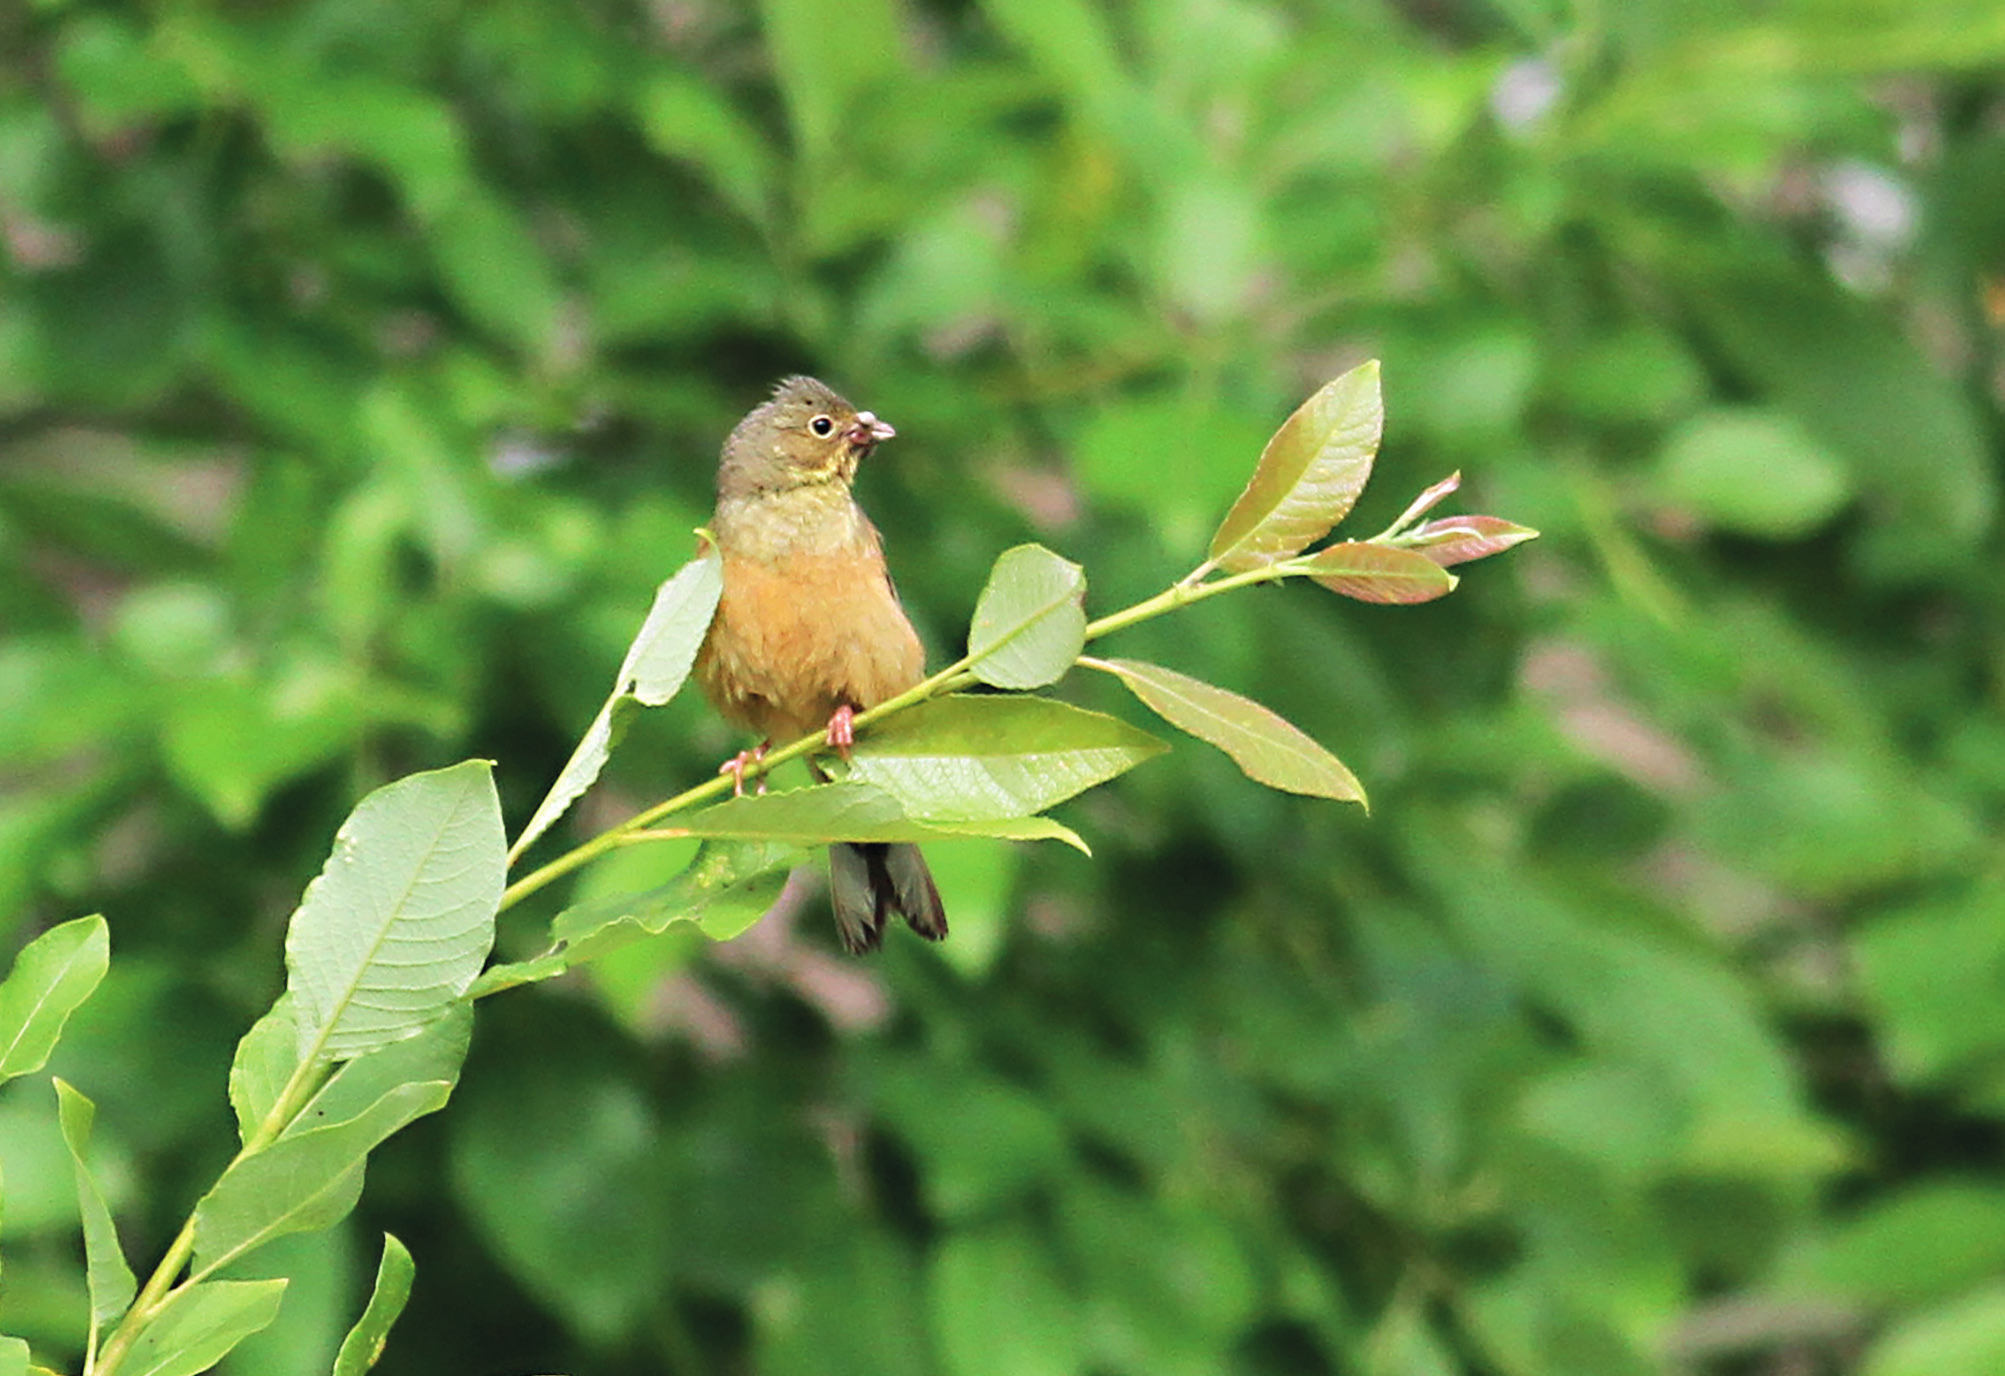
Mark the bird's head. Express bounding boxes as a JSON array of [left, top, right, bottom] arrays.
[[719, 375, 896, 497]]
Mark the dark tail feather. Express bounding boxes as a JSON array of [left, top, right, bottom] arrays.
[[827, 842, 948, 955]]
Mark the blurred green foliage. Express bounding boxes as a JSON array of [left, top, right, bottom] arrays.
[[3, 0, 2004, 1373]]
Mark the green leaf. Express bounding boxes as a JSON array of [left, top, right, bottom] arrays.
[[294, 1004, 471, 1135], [1091, 659, 1365, 804], [1208, 362, 1382, 572], [512, 552, 723, 860], [966, 545, 1088, 690], [1864, 1281, 2005, 1376], [53, 1079, 135, 1330], [0, 914, 108, 1084], [286, 761, 503, 1065], [930, 1220, 1085, 1376], [331, 1234, 414, 1376], [191, 1080, 451, 1276], [667, 781, 1090, 852], [422, 192, 563, 357], [635, 73, 776, 227], [1297, 541, 1456, 604], [119, 1279, 288, 1376], [1654, 408, 1853, 538], [471, 840, 797, 995], [849, 695, 1165, 819], [757, 0, 905, 167], [1780, 1183, 2005, 1306], [0, 1335, 25, 1376], [227, 996, 299, 1144], [1399, 515, 1540, 567]]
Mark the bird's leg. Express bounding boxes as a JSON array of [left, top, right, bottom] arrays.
[[719, 741, 771, 796], [825, 704, 857, 761]]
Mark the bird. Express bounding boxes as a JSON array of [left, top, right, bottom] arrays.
[[693, 375, 947, 955]]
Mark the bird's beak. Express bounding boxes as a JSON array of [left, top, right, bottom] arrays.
[[848, 411, 896, 446]]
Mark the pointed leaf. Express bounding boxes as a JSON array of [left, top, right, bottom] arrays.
[[1209, 362, 1382, 571], [1092, 659, 1365, 803], [0, 915, 109, 1084], [1399, 515, 1540, 567], [1378, 470, 1462, 539], [332, 1234, 415, 1376], [511, 554, 723, 859], [192, 1080, 450, 1275], [664, 781, 1091, 852], [966, 545, 1087, 689], [471, 840, 799, 994], [287, 761, 503, 1065], [119, 1279, 287, 1376], [1297, 541, 1456, 604], [228, 996, 299, 1144], [53, 1079, 136, 1329], [849, 695, 1166, 819], [295, 1004, 471, 1135]]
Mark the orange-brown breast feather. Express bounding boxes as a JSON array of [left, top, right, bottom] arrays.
[[696, 544, 925, 744]]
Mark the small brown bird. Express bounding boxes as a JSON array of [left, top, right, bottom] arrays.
[[694, 376, 947, 954]]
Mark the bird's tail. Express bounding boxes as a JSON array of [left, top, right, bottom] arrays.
[[827, 842, 947, 955]]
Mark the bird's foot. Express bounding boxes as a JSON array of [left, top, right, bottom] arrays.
[[825, 705, 857, 760], [719, 742, 770, 796]]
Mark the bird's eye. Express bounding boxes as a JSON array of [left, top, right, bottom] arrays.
[[809, 415, 835, 437]]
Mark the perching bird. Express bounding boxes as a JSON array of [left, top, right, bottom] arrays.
[[693, 375, 947, 955]]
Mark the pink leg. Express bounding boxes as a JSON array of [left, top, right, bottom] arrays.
[[825, 705, 856, 760], [718, 741, 770, 796]]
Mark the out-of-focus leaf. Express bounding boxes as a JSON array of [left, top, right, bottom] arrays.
[[966, 544, 1087, 689], [1298, 541, 1456, 603], [1678, 246, 1995, 577], [1209, 362, 1382, 571], [448, 1029, 670, 1344], [1863, 1282, 2005, 1376], [753, 1228, 929, 1376], [512, 553, 723, 860], [54, 1079, 135, 1329], [286, 762, 502, 1065], [120, 1279, 288, 1376], [757, 0, 905, 167], [1091, 658, 1364, 803], [0, 914, 108, 1084], [0, 1335, 25, 1376], [1654, 408, 1852, 538], [191, 1081, 451, 1275], [162, 669, 365, 829], [930, 1220, 1085, 1376], [636, 72, 776, 226], [849, 695, 1162, 819], [1852, 885, 2005, 1090], [876, 1065, 1072, 1220], [422, 192, 563, 358], [331, 1234, 415, 1376], [1778, 1184, 2005, 1306]]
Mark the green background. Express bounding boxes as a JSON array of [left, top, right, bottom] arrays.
[[4, 0, 2005, 1373]]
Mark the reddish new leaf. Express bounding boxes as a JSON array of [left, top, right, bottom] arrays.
[[1401, 515, 1540, 567], [1208, 362, 1382, 571], [1298, 542, 1456, 604]]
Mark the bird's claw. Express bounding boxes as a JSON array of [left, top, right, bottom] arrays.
[[719, 742, 770, 796], [825, 705, 856, 760]]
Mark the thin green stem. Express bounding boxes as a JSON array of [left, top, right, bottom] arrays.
[[95, 1057, 334, 1375], [498, 557, 1308, 916]]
